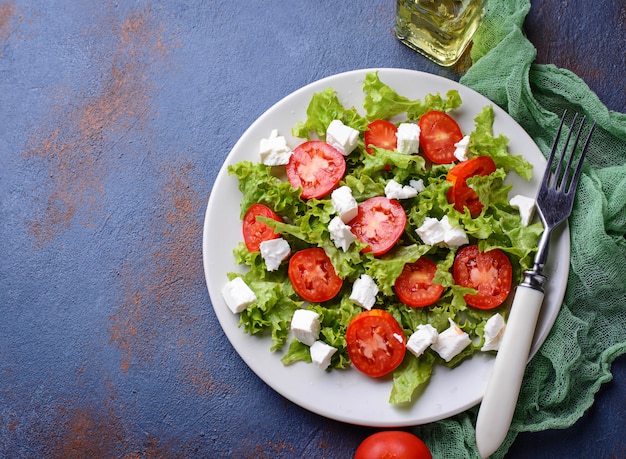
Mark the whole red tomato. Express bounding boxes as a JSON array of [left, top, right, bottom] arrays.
[[354, 431, 432, 459]]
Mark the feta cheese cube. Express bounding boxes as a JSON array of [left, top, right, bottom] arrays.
[[407, 324, 439, 357], [416, 216, 468, 248], [441, 216, 469, 248], [259, 129, 293, 166], [431, 319, 471, 362], [259, 237, 290, 271], [291, 309, 320, 346], [328, 216, 357, 252], [310, 340, 337, 370], [221, 277, 257, 314], [416, 217, 446, 246], [349, 274, 378, 310], [409, 179, 425, 193], [396, 122, 421, 154], [453, 135, 470, 161], [331, 186, 358, 223], [481, 313, 506, 352], [326, 119, 359, 156], [509, 194, 536, 226], [385, 179, 418, 200]]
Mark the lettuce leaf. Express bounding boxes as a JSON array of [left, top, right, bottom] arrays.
[[389, 351, 436, 405], [292, 87, 368, 139], [228, 161, 306, 221], [469, 106, 533, 180], [363, 71, 462, 121], [281, 339, 312, 365]]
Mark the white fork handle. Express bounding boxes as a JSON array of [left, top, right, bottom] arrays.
[[475, 285, 545, 458]]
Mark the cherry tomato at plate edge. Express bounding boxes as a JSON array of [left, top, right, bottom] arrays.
[[354, 430, 432, 459]]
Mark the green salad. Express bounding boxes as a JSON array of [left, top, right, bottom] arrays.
[[224, 71, 542, 405]]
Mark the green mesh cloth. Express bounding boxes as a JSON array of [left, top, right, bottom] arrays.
[[411, 0, 626, 457]]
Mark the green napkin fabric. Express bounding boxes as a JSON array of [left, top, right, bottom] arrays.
[[412, 0, 626, 457]]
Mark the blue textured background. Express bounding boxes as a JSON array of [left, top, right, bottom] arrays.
[[1, 1, 624, 457]]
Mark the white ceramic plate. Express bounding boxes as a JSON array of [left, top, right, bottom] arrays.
[[202, 68, 568, 427]]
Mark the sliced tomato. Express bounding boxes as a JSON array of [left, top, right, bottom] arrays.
[[288, 248, 342, 303], [242, 203, 283, 252], [364, 119, 398, 154], [418, 110, 463, 164], [348, 197, 406, 256], [394, 258, 444, 308], [355, 431, 432, 459], [452, 244, 513, 309], [446, 155, 496, 216], [446, 155, 497, 187], [346, 309, 406, 378], [286, 140, 346, 199]]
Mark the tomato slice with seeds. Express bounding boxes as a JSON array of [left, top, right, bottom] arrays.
[[394, 257, 444, 308], [348, 197, 407, 256], [286, 140, 346, 199], [446, 156, 496, 216], [242, 203, 283, 252], [364, 119, 398, 154], [288, 248, 343, 303], [418, 110, 463, 164], [452, 244, 513, 309], [346, 309, 406, 378]]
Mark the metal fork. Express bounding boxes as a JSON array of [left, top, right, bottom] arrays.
[[475, 112, 596, 458]]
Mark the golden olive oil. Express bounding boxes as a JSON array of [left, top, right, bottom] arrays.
[[394, 0, 487, 66]]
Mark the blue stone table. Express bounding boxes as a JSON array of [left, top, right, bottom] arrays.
[[1, 1, 624, 457]]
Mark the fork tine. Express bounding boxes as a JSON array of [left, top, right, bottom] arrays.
[[553, 112, 579, 189], [543, 111, 567, 189], [559, 114, 585, 192], [567, 120, 596, 194]]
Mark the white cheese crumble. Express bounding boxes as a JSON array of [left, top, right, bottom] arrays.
[[331, 186, 358, 223], [440, 215, 470, 247], [259, 129, 293, 166], [385, 179, 418, 200], [221, 277, 257, 314], [481, 313, 506, 352], [509, 194, 536, 226], [395, 122, 421, 154], [291, 309, 321, 346], [431, 319, 471, 362], [416, 217, 445, 246], [453, 135, 470, 161], [415, 215, 468, 248], [310, 340, 337, 370], [259, 237, 290, 271], [326, 119, 359, 156], [409, 178, 425, 193], [328, 216, 357, 252], [406, 324, 439, 358], [349, 274, 379, 310]]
